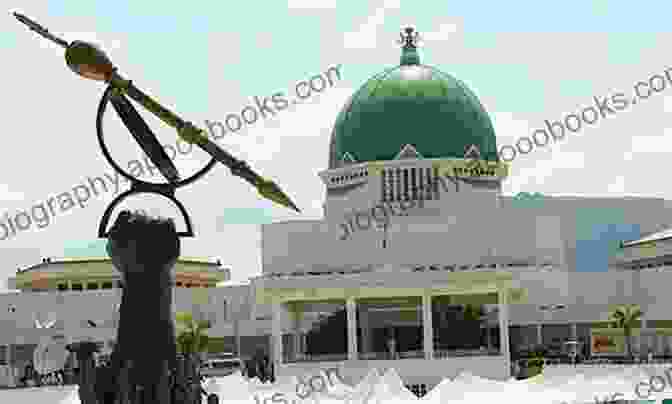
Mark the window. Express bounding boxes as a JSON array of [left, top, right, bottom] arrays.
[[432, 294, 500, 358], [222, 300, 227, 321], [357, 297, 423, 361], [102, 282, 113, 289], [0, 345, 7, 366], [71, 283, 83, 291], [87, 283, 99, 290], [284, 300, 347, 363], [381, 167, 439, 203]]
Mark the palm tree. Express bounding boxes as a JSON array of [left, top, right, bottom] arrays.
[[174, 311, 212, 403], [463, 304, 485, 322], [609, 304, 643, 359], [463, 305, 485, 349], [175, 311, 211, 361]]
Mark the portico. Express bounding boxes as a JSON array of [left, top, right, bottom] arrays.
[[256, 269, 524, 386]]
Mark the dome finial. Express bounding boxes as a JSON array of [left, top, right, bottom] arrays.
[[398, 26, 420, 65]]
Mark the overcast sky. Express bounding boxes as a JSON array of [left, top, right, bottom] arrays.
[[1, 0, 671, 292]]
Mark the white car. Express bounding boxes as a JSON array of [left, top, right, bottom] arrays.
[[199, 358, 242, 377]]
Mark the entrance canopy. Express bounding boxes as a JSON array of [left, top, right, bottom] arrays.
[[254, 270, 526, 304]]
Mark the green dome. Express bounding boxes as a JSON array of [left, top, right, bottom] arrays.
[[328, 45, 499, 169]]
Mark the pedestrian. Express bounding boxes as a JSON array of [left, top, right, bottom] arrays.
[[386, 331, 399, 360]]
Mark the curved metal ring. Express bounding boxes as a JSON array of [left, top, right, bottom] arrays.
[[97, 186, 195, 238], [97, 83, 217, 189], [97, 83, 218, 238]]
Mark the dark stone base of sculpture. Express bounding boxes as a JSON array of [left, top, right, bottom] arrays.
[[68, 343, 215, 404]]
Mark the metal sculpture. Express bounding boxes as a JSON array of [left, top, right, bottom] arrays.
[[13, 12, 300, 239]]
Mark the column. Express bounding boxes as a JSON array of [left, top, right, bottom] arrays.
[[498, 288, 510, 376], [636, 269, 651, 354], [293, 312, 302, 361], [272, 301, 282, 368], [569, 323, 578, 364], [300, 334, 307, 356], [234, 319, 242, 358], [286, 302, 301, 362], [422, 292, 434, 360], [249, 286, 256, 321], [641, 312, 649, 354], [537, 324, 543, 346], [346, 298, 358, 361], [653, 334, 660, 356]]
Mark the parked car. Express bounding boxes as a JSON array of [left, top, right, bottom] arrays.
[[199, 358, 242, 378]]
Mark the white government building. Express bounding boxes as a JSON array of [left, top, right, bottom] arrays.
[[2, 37, 672, 391]]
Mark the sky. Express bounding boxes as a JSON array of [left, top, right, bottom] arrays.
[[1, 0, 671, 291]]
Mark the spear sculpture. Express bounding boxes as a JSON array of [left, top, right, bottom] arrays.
[[13, 12, 300, 213]]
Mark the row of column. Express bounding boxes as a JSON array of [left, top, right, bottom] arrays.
[[271, 289, 510, 367]]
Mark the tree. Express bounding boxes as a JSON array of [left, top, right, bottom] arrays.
[[609, 304, 643, 359], [463, 304, 485, 322], [174, 311, 212, 403], [450, 305, 484, 349], [175, 311, 211, 360]]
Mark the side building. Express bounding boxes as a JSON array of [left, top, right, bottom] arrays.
[[1, 223, 672, 390]]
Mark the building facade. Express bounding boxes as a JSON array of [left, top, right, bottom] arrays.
[[3, 31, 672, 390]]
